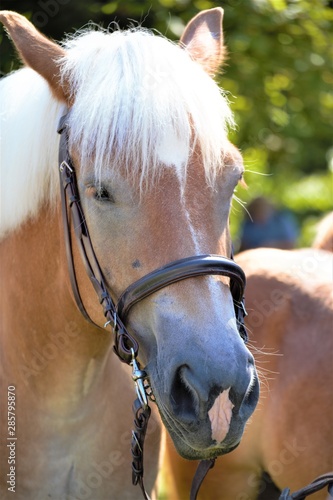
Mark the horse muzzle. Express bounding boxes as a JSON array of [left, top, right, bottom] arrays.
[[148, 346, 259, 460]]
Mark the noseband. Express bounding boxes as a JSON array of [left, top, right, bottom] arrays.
[[57, 113, 248, 499]]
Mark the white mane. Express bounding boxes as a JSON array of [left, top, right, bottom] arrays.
[[0, 69, 65, 238], [0, 26, 234, 237]]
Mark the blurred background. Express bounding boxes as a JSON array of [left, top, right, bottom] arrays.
[[1, 0, 332, 249]]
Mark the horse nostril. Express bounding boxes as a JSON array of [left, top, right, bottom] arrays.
[[244, 372, 260, 409], [231, 369, 260, 417], [170, 365, 197, 421], [248, 353, 255, 367]]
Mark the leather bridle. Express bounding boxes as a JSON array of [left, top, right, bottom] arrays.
[[57, 113, 248, 499]]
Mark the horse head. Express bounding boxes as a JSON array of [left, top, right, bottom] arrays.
[[0, 8, 259, 465]]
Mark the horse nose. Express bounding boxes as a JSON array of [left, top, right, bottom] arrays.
[[169, 352, 258, 426]]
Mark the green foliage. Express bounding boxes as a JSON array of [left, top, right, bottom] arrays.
[[1, 0, 332, 246]]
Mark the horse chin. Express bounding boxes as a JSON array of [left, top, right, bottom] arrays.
[[157, 407, 243, 461], [170, 434, 241, 461]]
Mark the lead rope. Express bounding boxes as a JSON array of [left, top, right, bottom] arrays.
[[190, 459, 216, 500]]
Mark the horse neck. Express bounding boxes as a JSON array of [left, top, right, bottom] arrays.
[[0, 204, 116, 416]]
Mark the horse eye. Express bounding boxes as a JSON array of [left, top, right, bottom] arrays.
[[95, 186, 114, 203]]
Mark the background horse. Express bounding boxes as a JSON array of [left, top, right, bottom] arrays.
[[164, 236, 333, 498], [0, 8, 259, 499], [312, 212, 333, 254]]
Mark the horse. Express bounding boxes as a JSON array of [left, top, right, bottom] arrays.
[[312, 212, 333, 253], [163, 244, 333, 499], [0, 8, 259, 499]]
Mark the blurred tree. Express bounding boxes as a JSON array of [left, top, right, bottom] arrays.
[[1, 0, 332, 246]]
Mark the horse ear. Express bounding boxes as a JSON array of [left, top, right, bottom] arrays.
[[180, 7, 225, 76], [0, 10, 68, 102]]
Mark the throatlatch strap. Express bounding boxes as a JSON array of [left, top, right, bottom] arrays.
[[190, 459, 216, 500]]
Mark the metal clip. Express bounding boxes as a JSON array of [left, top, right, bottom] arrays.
[[113, 312, 117, 333], [130, 348, 148, 409], [59, 160, 73, 173], [104, 312, 118, 331]]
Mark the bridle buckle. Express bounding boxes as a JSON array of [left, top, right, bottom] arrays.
[[59, 160, 73, 173]]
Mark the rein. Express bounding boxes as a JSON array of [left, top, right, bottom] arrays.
[[279, 473, 333, 499]]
